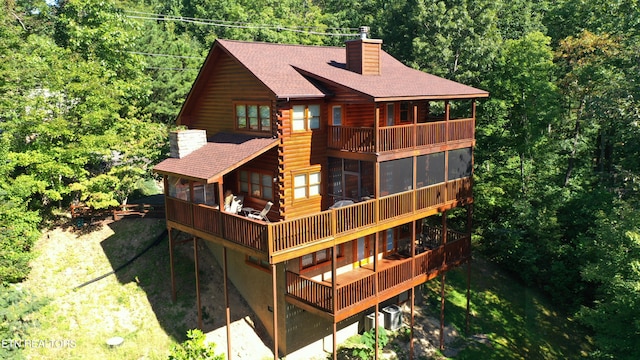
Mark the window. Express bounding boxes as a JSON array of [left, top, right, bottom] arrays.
[[294, 170, 321, 199], [447, 147, 473, 180], [236, 104, 271, 132], [379, 158, 413, 195], [384, 229, 398, 256], [292, 104, 321, 131], [400, 101, 411, 122], [301, 245, 344, 269], [331, 105, 342, 126], [168, 176, 190, 201], [416, 152, 445, 187], [239, 170, 274, 200]]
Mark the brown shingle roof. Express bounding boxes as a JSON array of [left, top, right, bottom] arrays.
[[217, 39, 488, 100], [153, 133, 278, 182]]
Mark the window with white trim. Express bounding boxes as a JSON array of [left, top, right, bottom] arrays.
[[292, 104, 320, 131], [293, 170, 321, 199]]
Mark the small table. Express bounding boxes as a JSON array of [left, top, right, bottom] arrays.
[[241, 207, 255, 216]]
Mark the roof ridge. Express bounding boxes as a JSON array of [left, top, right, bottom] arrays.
[[216, 38, 345, 50]]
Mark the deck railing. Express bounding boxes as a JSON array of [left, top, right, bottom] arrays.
[[328, 118, 474, 153], [285, 232, 470, 314], [165, 178, 472, 258]]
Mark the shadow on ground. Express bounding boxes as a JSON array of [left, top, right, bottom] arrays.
[[84, 217, 272, 351]]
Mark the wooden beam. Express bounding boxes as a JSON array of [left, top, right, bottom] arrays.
[[374, 231, 379, 360], [169, 228, 176, 303], [410, 286, 415, 360], [194, 237, 203, 329], [440, 273, 446, 351], [272, 264, 279, 360], [223, 247, 232, 360], [332, 245, 338, 360], [167, 220, 267, 259]]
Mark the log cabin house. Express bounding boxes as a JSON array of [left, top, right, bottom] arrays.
[[153, 27, 488, 359]]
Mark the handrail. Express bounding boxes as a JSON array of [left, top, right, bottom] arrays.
[[165, 178, 473, 257], [285, 234, 471, 314], [327, 119, 474, 153]]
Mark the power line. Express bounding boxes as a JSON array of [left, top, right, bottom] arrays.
[[125, 10, 360, 32], [128, 51, 205, 59], [145, 66, 201, 71], [123, 10, 360, 37]]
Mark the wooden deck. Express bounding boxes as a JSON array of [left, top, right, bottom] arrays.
[[327, 118, 474, 153], [285, 232, 471, 321], [165, 177, 472, 263]]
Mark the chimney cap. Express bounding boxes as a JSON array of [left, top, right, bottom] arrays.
[[359, 26, 370, 39]]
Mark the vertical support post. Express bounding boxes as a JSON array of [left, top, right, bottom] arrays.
[[218, 181, 225, 237], [374, 105, 380, 153], [194, 237, 203, 329], [444, 100, 450, 142], [374, 232, 379, 360], [332, 245, 337, 360], [440, 273, 446, 351], [271, 264, 279, 360], [223, 247, 232, 360], [410, 286, 415, 360], [466, 259, 471, 336], [169, 228, 176, 303], [374, 162, 380, 221], [412, 104, 418, 149], [466, 203, 473, 335]]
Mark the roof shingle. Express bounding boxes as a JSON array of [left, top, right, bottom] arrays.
[[153, 133, 278, 183], [217, 39, 488, 100]]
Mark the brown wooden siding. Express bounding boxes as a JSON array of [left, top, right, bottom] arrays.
[[279, 101, 328, 220], [183, 51, 275, 136], [344, 103, 375, 127]]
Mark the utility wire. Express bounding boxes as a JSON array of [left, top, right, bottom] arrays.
[[128, 51, 205, 59], [124, 10, 360, 37], [145, 66, 200, 71], [125, 10, 359, 32]]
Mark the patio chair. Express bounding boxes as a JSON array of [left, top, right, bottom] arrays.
[[228, 195, 244, 214], [247, 201, 273, 222]]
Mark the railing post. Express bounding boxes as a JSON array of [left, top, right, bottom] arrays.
[[374, 105, 380, 153], [444, 100, 450, 143]]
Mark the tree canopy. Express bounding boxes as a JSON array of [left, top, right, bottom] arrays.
[[2, 0, 640, 357]]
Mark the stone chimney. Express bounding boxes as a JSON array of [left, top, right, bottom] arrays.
[[169, 129, 207, 158], [345, 26, 383, 75]]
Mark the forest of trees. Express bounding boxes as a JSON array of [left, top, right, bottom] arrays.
[[1, 0, 639, 358]]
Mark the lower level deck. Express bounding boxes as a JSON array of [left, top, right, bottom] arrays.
[[285, 234, 470, 322]]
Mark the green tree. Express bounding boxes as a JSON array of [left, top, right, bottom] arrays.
[[168, 329, 224, 360], [578, 205, 640, 359]]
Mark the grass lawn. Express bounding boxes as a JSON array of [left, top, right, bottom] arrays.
[[15, 217, 593, 359], [422, 256, 593, 359], [20, 218, 204, 360]]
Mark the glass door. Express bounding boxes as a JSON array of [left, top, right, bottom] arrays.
[[355, 236, 372, 267], [386, 103, 395, 126]]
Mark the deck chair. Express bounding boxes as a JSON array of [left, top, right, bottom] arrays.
[[247, 201, 273, 222], [228, 195, 244, 214]]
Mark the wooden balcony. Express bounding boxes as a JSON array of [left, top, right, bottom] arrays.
[[165, 177, 472, 263], [327, 118, 474, 153], [285, 230, 471, 321]]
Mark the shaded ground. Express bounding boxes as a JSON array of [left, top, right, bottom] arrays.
[[20, 217, 591, 360]]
